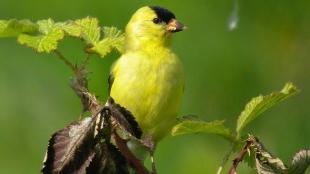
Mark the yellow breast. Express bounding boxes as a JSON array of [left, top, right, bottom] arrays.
[[110, 48, 184, 141]]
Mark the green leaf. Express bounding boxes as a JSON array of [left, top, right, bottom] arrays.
[[0, 19, 38, 37], [17, 19, 64, 53], [74, 17, 100, 44], [286, 149, 310, 174], [236, 82, 299, 134], [1, 17, 124, 58], [55, 21, 81, 37], [89, 27, 125, 57], [171, 119, 234, 142]]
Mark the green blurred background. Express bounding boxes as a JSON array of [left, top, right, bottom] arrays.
[[0, 0, 309, 173]]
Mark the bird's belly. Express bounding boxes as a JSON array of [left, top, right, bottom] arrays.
[[110, 59, 183, 140]]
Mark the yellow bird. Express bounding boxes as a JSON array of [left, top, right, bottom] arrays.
[[109, 6, 186, 143]]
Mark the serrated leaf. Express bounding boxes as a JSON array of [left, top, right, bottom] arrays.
[[37, 19, 56, 34], [286, 149, 310, 174], [107, 97, 142, 139], [75, 17, 100, 44], [0, 19, 38, 37], [1, 17, 124, 59], [55, 21, 81, 37], [243, 135, 287, 174], [171, 119, 234, 141], [41, 108, 131, 174], [255, 150, 287, 174], [41, 116, 97, 174], [18, 30, 64, 53], [17, 19, 64, 53], [90, 27, 125, 58], [236, 82, 299, 133]]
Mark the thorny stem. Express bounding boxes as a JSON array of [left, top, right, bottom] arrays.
[[54, 50, 101, 114], [83, 53, 91, 65], [228, 138, 253, 174], [113, 131, 150, 174]]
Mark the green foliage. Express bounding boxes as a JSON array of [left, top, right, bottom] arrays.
[[172, 83, 299, 145], [55, 21, 81, 37], [75, 17, 100, 44], [172, 83, 301, 174], [0, 17, 124, 55], [18, 19, 65, 53], [171, 119, 234, 142], [71, 17, 125, 57], [236, 82, 299, 134], [89, 27, 125, 58], [0, 19, 37, 37]]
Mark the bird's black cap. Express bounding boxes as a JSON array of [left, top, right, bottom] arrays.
[[150, 6, 176, 23]]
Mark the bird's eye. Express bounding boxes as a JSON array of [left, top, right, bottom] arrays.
[[152, 18, 162, 24]]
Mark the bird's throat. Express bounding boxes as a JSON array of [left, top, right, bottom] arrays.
[[125, 33, 172, 52]]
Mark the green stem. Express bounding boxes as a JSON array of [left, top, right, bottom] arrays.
[[216, 144, 234, 174], [54, 50, 77, 74]]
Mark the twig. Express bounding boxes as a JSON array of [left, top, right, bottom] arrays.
[[54, 50, 77, 74], [216, 145, 234, 174], [228, 137, 253, 174], [113, 131, 150, 174], [54, 50, 101, 113]]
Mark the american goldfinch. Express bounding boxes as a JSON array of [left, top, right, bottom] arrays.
[[109, 6, 185, 143]]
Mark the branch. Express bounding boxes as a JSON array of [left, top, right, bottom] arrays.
[[54, 50, 77, 74], [228, 137, 253, 174], [113, 132, 150, 174], [216, 145, 234, 174], [54, 49, 101, 114]]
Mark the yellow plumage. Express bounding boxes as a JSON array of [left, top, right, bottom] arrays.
[[110, 6, 185, 142]]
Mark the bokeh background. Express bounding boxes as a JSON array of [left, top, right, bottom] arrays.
[[0, 0, 309, 173]]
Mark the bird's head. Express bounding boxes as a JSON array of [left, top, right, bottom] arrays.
[[125, 6, 186, 50]]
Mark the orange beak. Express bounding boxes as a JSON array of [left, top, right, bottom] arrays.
[[166, 19, 186, 32]]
